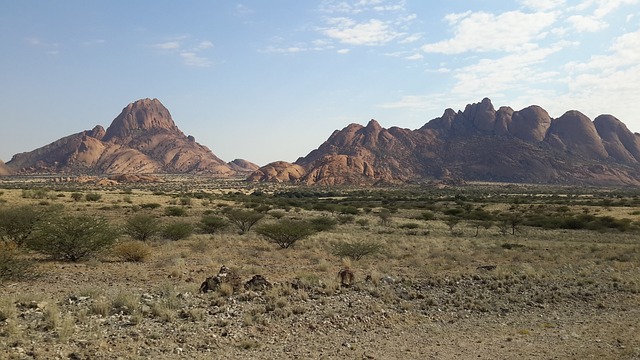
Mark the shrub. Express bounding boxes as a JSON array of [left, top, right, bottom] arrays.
[[28, 215, 118, 261], [140, 203, 162, 210], [269, 210, 286, 219], [378, 210, 393, 226], [0, 205, 49, 247], [224, 209, 264, 234], [124, 214, 160, 241], [165, 206, 187, 217], [112, 241, 152, 262], [255, 220, 318, 248], [308, 216, 337, 232], [199, 215, 229, 234], [162, 222, 193, 241], [398, 222, 420, 229], [337, 214, 355, 224], [0, 242, 36, 282], [331, 240, 383, 261], [85, 193, 102, 202], [71, 192, 83, 201]]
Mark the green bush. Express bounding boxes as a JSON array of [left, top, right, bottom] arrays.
[[224, 209, 264, 234], [165, 206, 187, 217], [140, 203, 162, 210], [331, 240, 383, 261], [71, 192, 83, 201], [162, 222, 193, 241], [199, 215, 228, 234], [28, 215, 118, 261], [308, 216, 337, 232], [124, 214, 160, 241], [0, 205, 49, 247], [85, 193, 102, 202], [255, 220, 317, 248]]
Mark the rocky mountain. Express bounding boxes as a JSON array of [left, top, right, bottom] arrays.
[[249, 98, 640, 186], [228, 159, 260, 173], [6, 99, 239, 176], [0, 160, 12, 176]]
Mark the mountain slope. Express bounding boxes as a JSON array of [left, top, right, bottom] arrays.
[[250, 98, 640, 186], [6, 99, 236, 176]]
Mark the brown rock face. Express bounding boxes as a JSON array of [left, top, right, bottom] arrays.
[[250, 98, 640, 186], [594, 114, 640, 163], [508, 105, 551, 142], [228, 159, 260, 172], [102, 98, 179, 142], [6, 99, 235, 176], [245, 161, 306, 183], [545, 111, 608, 160], [0, 160, 12, 176]]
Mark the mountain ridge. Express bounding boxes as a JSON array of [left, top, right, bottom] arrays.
[[249, 98, 640, 186]]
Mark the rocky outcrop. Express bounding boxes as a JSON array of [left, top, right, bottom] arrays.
[[593, 114, 640, 163], [0, 160, 12, 176], [6, 99, 236, 176], [246, 161, 306, 183], [228, 159, 260, 172], [250, 98, 640, 186]]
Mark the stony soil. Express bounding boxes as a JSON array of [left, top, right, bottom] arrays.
[[1, 258, 639, 360]]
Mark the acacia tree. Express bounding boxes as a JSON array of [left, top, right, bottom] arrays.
[[255, 220, 317, 248], [224, 209, 264, 234], [0, 205, 49, 247], [123, 214, 160, 241], [28, 215, 118, 261]]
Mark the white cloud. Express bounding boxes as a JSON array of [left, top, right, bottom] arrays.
[[337, 48, 351, 54], [405, 53, 423, 60], [422, 11, 558, 54], [322, 17, 401, 45], [320, 0, 405, 14], [153, 36, 214, 67], [449, 43, 568, 98], [520, 0, 565, 11], [567, 15, 608, 32], [196, 40, 214, 50], [180, 52, 211, 67], [154, 41, 181, 50]]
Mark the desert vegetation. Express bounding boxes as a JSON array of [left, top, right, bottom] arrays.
[[0, 176, 639, 358]]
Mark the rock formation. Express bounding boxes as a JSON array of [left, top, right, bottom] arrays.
[[0, 160, 12, 176], [228, 159, 260, 173], [250, 98, 640, 186], [6, 99, 236, 176]]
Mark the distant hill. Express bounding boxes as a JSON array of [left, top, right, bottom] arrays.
[[249, 98, 640, 186], [6, 98, 245, 176]]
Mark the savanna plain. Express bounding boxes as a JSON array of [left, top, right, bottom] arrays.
[[1, 176, 639, 359]]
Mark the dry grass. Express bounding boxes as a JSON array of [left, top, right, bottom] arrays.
[[1, 180, 640, 358]]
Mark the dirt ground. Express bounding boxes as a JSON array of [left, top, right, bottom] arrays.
[[1, 253, 639, 360]]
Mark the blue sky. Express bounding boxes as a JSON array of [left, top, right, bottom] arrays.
[[1, 0, 639, 166]]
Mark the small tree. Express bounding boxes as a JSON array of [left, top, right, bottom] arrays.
[[331, 240, 383, 261], [378, 210, 393, 227], [308, 216, 338, 232], [28, 215, 118, 261], [124, 214, 160, 241], [162, 222, 193, 241], [224, 209, 264, 234], [199, 215, 229, 234], [255, 220, 317, 248], [0, 205, 48, 247]]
